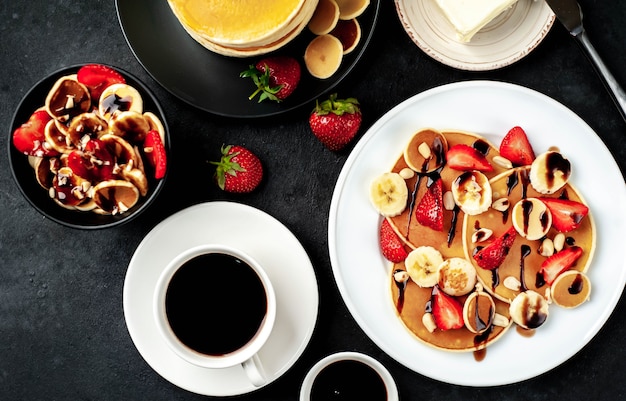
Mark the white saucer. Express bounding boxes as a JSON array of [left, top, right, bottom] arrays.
[[123, 201, 319, 396], [394, 0, 555, 71]]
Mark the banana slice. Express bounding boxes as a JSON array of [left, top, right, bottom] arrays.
[[451, 171, 492, 215], [405, 246, 444, 287], [529, 151, 571, 194], [99, 83, 143, 121], [438, 257, 477, 296], [369, 172, 408, 217], [511, 198, 552, 240], [143, 111, 166, 144], [509, 290, 549, 330]]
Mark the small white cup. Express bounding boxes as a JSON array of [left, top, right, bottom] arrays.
[[153, 244, 276, 387], [300, 352, 399, 401]]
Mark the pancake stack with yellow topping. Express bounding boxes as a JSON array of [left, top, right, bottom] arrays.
[[167, 0, 319, 57]]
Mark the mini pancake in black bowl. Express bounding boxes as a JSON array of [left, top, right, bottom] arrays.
[[8, 64, 169, 229]]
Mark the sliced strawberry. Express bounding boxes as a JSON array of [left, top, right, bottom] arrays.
[[540, 246, 583, 285], [415, 177, 444, 231], [30, 109, 52, 127], [499, 126, 535, 167], [66, 150, 93, 180], [446, 144, 493, 172], [538, 197, 589, 233], [379, 218, 408, 263], [473, 225, 517, 270], [143, 130, 167, 179], [84, 139, 115, 181], [66, 140, 115, 182], [77, 64, 126, 101], [431, 286, 464, 330], [12, 110, 57, 157]]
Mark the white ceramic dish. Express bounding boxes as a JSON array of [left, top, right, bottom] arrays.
[[328, 81, 626, 386], [124, 201, 319, 396], [394, 0, 555, 71]]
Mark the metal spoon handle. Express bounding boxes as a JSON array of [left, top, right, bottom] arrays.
[[577, 31, 626, 122]]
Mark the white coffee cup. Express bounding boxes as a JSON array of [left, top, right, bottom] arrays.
[[153, 244, 276, 387], [300, 352, 399, 401]]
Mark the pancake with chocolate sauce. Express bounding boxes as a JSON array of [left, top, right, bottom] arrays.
[[390, 262, 512, 352], [462, 167, 596, 303], [386, 128, 512, 352], [386, 128, 508, 257]]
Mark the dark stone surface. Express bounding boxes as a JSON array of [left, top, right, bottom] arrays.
[[1, 1, 624, 400]]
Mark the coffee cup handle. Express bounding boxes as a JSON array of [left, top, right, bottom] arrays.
[[242, 353, 267, 387]]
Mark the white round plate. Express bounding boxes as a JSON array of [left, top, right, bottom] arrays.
[[124, 201, 319, 396], [328, 81, 626, 386], [394, 0, 555, 71]]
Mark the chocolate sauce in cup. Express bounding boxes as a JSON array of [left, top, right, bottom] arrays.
[[153, 244, 276, 387]]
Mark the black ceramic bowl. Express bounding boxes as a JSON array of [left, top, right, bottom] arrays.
[[8, 64, 169, 229]]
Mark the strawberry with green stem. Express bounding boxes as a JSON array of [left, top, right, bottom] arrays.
[[240, 56, 301, 103], [309, 93, 362, 151], [211, 145, 263, 193]]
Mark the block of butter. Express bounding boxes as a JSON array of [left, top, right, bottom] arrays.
[[434, 0, 519, 42]]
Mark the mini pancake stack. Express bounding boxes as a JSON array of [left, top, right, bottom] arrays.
[[167, 0, 320, 57]]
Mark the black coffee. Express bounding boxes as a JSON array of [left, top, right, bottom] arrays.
[[165, 252, 267, 356], [310, 359, 388, 400]]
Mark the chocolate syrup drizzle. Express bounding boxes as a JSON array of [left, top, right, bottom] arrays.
[[569, 273, 584, 295], [393, 269, 408, 313], [405, 136, 446, 239]]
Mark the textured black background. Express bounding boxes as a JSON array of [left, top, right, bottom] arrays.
[[1, 1, 624, 400]]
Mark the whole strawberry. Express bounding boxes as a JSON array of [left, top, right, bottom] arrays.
[[240, 56, 301, 103], [211, 145, 263, 193], [309, 93, 362, 151]]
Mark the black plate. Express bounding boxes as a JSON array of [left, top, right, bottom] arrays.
[[115, 0, 380, 118], [8, 64, 170, 230]]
